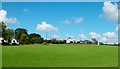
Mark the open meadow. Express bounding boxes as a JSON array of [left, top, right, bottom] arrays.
[[2, 44, 118, 67]]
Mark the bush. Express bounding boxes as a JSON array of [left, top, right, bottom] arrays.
[[12, 43, 18, 45], [2, 42, 10, 45], [42, 42, 48, 45], [1, 40, 10, 45], [70, 41, 73, 43], [19, 34, 29, 44], [99, 42, 104, 45]]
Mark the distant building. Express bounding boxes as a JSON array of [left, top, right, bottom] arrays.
[[80, 40, 86, 44], [11, 38, 19, 45], [76, 40, 87, 44], [0, 37, 3, 44], [66, 38, 75, 43], [0, 37, 19, 45], [0, 37, 8, 44]]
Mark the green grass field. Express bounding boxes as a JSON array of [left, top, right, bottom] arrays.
[[2, 44, 118, 67], [0, 46, 2, 68]]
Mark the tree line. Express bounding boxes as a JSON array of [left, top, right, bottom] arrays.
[[0, 22, 118, 46], [0, 22, 45, 45], [0, 22, 67, 45]]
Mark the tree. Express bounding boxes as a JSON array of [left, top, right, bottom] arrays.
[[0, 22, 15, 44], [35, 37, 43, 44], [15, 28, 28, 41], [0, 22, 7, 38], [30, 38, 36, 44], [99, 42, 104, 45], [91, 38, 98, 44], [85, 40, 92, 44], [19, 34, 29, 44], [5, 28, 14, 43], [51, 38, 57, 44], [0, 22, 14, 41], [28, 33, 44, 44]]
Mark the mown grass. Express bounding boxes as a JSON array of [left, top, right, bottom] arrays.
[[0, 46, 2, 68], [2, 44, 118, 67]]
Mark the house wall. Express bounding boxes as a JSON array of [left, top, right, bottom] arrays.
[[11, 39, 19, 44]]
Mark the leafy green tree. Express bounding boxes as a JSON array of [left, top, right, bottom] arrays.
[[34, 37, 41, 44], [85, 40, 92, 44], [99, 42, 104, 45], [19, 34, 29, 44], [51, 38, 61, 44], [5, 28, 14, 42], [30, 38, 36, 44], [28, 33, 44, 44], [91, 38, 98, 44], [0, 22, 7, 38], [0, 22, 14, 41], [15, 28, 28, 41], [51, 38, 57, 44]]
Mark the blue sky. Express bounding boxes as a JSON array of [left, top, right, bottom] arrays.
[[2, 2, 118, 43]]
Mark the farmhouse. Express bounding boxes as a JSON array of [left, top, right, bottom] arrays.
[[80, 40, 86, 44], [0, 37, 8, 44], [66, 38, 75, 43], [0, 37, 3, 44], [76, 40, 87, 44], [11, 38, 19, 45], [0, 37, 19, 45]]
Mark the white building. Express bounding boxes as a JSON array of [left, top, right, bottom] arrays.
[[0, 37, 19, 45], [0, 37, 8, 44], [66, 38, 75, 43], [0, 37, 3, 44], [11, 38, 19, 44]]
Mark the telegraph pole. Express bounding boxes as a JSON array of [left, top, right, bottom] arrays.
[[106, 32, 108, 44], [80, 37, 81, 41], [46, 32, 48, 40]]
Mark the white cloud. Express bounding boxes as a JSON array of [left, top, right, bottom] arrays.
[[65, 34, 74, 38], [101, 32, 117, 43], [73, 17, 84, 23], [52, 34, 60, 39], [23, 8, 29, 12], [60, 20, 71, 25], [101, 37, 109, 43], [116, 24, 120, 32], [103, 32, 116, 39], [89, 32, 101, 39], [79, 34, 86, 39], [0, 10, 6, 22], [0, 10, 18, 24], [5, 17, 17, 24], [63, 20, 71, 24], [100, 1, 118, 21], [36, 21, 58, 32]]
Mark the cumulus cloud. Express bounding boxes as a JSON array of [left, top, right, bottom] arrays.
[[36, 21, 58, 32], [88, 32, 117, 44], [52, 34, 60, 39], [101, 32, 117, 43], [89, 32, 101, 39], [73, 17, 84, 23], [100, 1, 118, 21], [5, 17, 17, 23], [60, 20, 71, 25], [63, 20, 71, 24], [0, 10, 18, 24], [65, 34, 74, 38], [101, 37, 109, 43], [79, 34, 86, 39], [103, 32, 116, 39]]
